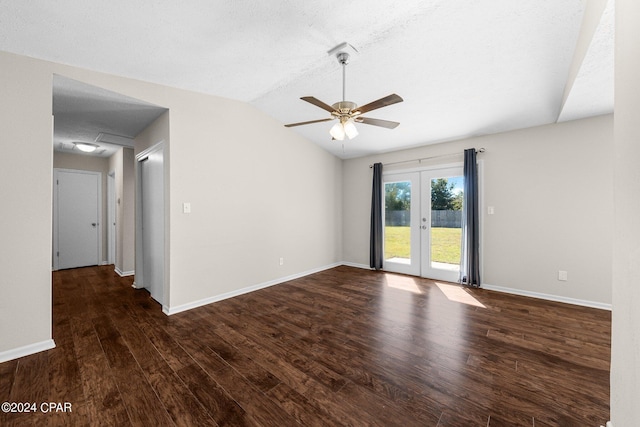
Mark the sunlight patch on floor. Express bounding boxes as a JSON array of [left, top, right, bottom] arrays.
[[384, 274, 423, 294], [435, 282, 485, 308]]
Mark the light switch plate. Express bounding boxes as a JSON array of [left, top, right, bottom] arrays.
[[183, 202, 191, 214]]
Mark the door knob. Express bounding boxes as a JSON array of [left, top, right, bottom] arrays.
[[421, 225, 427, 229], [91, 223, 97, 227]]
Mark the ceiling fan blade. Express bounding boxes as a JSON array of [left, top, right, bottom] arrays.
[[353, 94, 403, 115], [284, 117, 334, 128], [356, 117, 400, 129], [301, 96, 337, 113]]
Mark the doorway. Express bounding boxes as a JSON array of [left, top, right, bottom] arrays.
[[53, 169, 101, 270], [136, 142, 165, 305], [383, 165, 464, 281]]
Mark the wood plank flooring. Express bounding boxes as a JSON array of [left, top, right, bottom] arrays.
[[0, 265, 610, 426]]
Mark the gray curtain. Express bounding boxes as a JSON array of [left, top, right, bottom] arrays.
[[460, 149, 480, 287], [370, 163, 384, 270]]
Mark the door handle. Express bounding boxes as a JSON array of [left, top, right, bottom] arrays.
[[91, 223, 97, 227], [421, 225, 427, 229]]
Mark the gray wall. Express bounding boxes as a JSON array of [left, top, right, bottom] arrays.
[[343, 114, 613, 306], [0, 50, 343, 355]]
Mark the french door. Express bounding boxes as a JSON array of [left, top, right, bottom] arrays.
[[383, 166, 463, 282]]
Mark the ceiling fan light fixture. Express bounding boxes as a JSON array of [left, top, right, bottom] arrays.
[[284, 43, 403, 142], [343, 119, 358, 139], [329, 121, 346, 140], [74, 142, 99, 153]]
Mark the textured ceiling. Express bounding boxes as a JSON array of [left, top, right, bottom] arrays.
[[0, 0, 614, 159]]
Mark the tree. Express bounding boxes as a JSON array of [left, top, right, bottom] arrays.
[[431, 178, 455, 210], [385, 182, 411, 211], [452, 190, 464, 211]]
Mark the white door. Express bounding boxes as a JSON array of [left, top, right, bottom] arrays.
[[383, 172, 421, 275], [140, 147, 164, 304], [54, 169, 101, 270], [420, 167, 464, 282], [383, 166, 463, 282]]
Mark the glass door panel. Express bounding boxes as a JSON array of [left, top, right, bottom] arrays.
[[383, 172, 420, 275], [421, 168, 463, 282]]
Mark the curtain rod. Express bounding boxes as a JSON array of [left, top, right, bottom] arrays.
[[369, 148, 484, 168]]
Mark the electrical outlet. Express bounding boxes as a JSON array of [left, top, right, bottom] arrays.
[[558, 270, 568, 281], [279, 257, 284, 266]]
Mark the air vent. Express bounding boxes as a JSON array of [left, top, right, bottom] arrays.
[[95, 132, 134, 146]]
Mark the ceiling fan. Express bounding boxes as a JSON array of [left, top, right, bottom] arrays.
[[284, 50, 403, 141]]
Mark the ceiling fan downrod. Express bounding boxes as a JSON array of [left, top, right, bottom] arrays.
[[337, 52, 349, 102], [332, 52, 357, 116]]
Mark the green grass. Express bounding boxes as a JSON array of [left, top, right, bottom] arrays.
[[384, 226, 461, 264], [384, 226, 412, 260], [430, 227, 462, 264]]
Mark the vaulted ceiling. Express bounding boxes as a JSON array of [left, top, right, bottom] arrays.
[[0, 0, 613, 159]]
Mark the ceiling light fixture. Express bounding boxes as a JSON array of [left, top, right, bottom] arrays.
[[285, 42, 403, 141], [74, 142, 99, 153], [329, 121, 346, 140], [343, 118, 359, 139], [330, 117, 359, 141]]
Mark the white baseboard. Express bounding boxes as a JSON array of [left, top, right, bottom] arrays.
[[161, 262, 610, 316], [482, 283, 612, 311], [342, 264, 611, 310], [341, 261, 373, 270], [0, 339, 56, 363], [163, 262, 342, 316], [115, 267, 135, 277]]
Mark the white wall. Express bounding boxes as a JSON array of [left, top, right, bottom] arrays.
[[121, 148, 135, 274], [164, 97, 343, 309], [135, 111, 169, 155], [0, 50, 343, 356], [0, 53, 54, 356], [611, 0, 640, 423], [134, 111, 171, 304], [108, 147, 136, 275], [53, 152, 110, 265], [343, 114, 613, 307]]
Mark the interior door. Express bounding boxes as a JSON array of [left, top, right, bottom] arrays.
[[420, 167, 464, 282], [55, 169, 100, 269], [140, 147, 164, 304]]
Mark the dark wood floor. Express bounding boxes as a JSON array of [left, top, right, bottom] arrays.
[[0, 266, 610, 426]]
